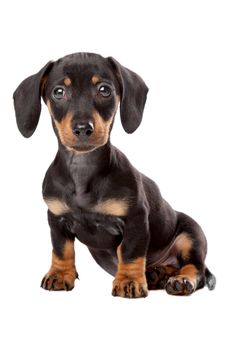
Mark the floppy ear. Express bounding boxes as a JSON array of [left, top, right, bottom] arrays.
[[107, 57, 148, 133], [13, 61, 53, 138]]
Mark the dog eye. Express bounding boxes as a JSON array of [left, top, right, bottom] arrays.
[[52, 86, 66, 100], [98, 85, 111, 97]]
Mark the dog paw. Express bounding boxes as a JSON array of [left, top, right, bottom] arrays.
[[112, 278, 148, 298], [41, 269, 78, 291], [146, 267, 168, 290], [165, 276, 195, 296]]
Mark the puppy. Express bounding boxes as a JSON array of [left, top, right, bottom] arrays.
[[13, 53, 216, 297]]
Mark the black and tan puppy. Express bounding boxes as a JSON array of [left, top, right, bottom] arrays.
[[13, 53, 216, 298]]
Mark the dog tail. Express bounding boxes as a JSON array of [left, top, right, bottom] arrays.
[[205, 267, 216, 290]]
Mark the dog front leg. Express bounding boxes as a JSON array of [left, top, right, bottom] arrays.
[[41, 211, 78, 291], [112, 209, 149, 298]]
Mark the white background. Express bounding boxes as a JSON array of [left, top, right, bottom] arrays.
[[1, 0, 232, 348]]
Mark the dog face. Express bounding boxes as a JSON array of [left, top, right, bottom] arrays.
[[13, 53, 148, 153], [45, 54, 120, 153]]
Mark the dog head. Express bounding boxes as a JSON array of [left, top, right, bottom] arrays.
[[13, 53, 148, 153]]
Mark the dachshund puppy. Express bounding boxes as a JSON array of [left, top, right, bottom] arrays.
[[13, 53, 216, 297]]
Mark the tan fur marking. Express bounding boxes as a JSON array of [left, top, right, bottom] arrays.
[[44, 198, 70, 216], [92, 110, 113, 146], [112, 244, 148, 297], [46, 103, 82, 152], [94, 199, 128, 216], [41, 241, 77, 291], [64, 77, 71, 86], [179, 264, 198, 280], [91, 75, 101, 85], [51, 241, 75, 270], [46, 102, 119, 155], [166, 263, 198, 295], [178, 264, 198, 288], [116, 257, 146, 281], [53, 112, 77, 147], [175, 233, 193, 260], [117, 243, 123, 263]]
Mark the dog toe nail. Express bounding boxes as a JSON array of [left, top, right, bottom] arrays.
[[174, 280, 182, 291]]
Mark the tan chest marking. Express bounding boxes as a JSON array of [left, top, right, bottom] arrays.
[[44, 198, 70, 216], [45, 196, 128, 217], [94, 199, 129, 217]]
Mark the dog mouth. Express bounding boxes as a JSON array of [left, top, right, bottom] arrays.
[[68, 144, 97, 153], [62, 134, 108, 154]]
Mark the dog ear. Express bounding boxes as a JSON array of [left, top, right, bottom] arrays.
[[13, 61, 53, 138], [107, 57, 148, 133]]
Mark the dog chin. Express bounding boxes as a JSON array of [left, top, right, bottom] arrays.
[[67, 144, 98, 154]]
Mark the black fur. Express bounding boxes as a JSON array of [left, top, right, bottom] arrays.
[[13, 52, 215, 297], [13, 61, 53, 137], [107, 57, 149, 133]]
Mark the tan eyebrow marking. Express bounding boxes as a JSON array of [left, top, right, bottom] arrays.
[[64, 77, 72, 86], [91, 75, 101, 85]]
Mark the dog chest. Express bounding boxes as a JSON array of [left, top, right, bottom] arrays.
[[44, 197, 125, 249], [68, 210, 124, 249]]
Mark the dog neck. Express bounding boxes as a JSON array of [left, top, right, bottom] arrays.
[[59, 141, 113, 187]]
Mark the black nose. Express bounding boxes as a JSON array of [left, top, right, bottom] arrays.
[[72, 122, 94, 137]]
